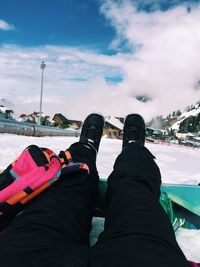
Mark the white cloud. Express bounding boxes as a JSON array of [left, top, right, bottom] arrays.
[[99, 0, 200, 119], [0, 19, 15, 31], [1, 1, 200, 121], [0, 44, 129, 119]]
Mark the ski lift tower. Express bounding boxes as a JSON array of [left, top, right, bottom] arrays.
[[39, 61, 46, 125]]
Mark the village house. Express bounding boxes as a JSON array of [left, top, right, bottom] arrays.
[[19, 112, 51, 125], [67, 119, 82, 129], [52, 113, 69, 128], [104, 116, 123, 138], [0, 105, 14, 119], [53, 113, 82, 129], [115, 117, 124, 124]]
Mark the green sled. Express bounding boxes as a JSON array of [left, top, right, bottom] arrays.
[[95, 179, 200, 231]]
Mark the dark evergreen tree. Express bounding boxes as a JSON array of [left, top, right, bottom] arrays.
[[178, 115, 200, 133], [169, 128, 175, 136], [176, 110, 181, 116], [186, 106, 191, 112]]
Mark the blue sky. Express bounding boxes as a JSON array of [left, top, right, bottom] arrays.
[[1, 0, 200, 120], [0, 0, 115, 50], [1, 0, 198, 49]]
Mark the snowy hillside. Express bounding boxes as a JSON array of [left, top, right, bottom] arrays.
[[0, 134, 200, 262], [171, 104, 200, 131]]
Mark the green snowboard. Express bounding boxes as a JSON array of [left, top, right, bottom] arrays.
[[95, 179, 200, 231]]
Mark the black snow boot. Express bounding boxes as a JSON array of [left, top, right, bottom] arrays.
[[80, 113, 105, 153], [123, 114, 146, 148]]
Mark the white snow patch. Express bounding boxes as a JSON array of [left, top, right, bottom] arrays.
[[0, 106, 11, 113]]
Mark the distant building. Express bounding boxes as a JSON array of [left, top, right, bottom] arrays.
[[146, 127, 155, 137], [52, 113, 82, 129], [19, 112, 51, 125], [146, 127, 168, 140], [67, 119, 82, 129], [52, 113, 69, 128], [115, 117, 124, 124], [104, 117, 123, 138], [0, 105, 14, 119]]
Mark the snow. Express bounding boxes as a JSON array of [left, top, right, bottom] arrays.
[[0, 106, 9, 113], [0, 133, 200, 262], [15, 117, 24, 122]]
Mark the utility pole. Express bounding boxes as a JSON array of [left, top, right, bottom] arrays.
[[39, 61, 46, 125]]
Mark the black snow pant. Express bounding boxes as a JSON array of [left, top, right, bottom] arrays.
[[0, 142, 189, 267]]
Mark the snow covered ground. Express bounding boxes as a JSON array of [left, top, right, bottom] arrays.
[[0, 134, 200, 262]]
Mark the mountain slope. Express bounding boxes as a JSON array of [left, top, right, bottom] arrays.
[[171, 104, 200, 132]]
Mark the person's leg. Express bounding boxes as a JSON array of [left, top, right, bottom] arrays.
[[92, 114, 188, 267], [0, 113, 104, 267]]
